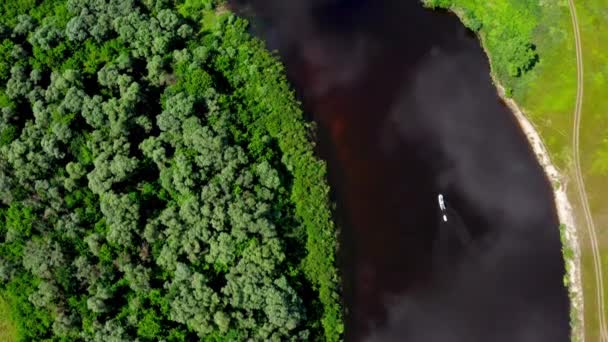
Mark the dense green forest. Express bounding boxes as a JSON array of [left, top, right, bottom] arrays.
[[0, 0, 343, 340]]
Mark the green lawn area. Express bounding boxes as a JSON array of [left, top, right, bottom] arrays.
[[516, 0, 576, 169], [0, 296, 17, 342], [531, 2, 608, 340], [521, 0, 608, 178]]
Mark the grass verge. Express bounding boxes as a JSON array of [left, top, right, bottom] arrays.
[[0, 295, 18, 342]]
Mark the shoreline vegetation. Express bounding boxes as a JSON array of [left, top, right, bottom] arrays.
[[422, 0, 583, 340], [0, 0, 343, 340]]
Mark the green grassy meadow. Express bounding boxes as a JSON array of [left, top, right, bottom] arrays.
[[528, 2, 608, 340], [0, 296, 17, 342]]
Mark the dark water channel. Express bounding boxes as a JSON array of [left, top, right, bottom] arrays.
[[232, 1, 570, 341]]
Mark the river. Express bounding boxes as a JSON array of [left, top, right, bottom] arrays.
[[231, 1, 570, 341]]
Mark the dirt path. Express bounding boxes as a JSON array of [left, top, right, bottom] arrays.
[[567, 0, 608, 340]]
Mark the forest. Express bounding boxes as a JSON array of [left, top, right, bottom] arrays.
[[0, 0, 343, 340]]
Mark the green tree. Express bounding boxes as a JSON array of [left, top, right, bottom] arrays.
[[0, 1, 343, 340]]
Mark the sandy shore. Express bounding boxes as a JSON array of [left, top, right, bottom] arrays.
[[493, 79, 584, 342]]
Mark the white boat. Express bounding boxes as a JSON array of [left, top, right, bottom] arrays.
[[438, 194, 448, 222]]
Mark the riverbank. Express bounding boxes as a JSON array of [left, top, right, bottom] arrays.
[[493, 77, 584, 342], [476, 17, 584, 342], [441, 6, 584, 342]]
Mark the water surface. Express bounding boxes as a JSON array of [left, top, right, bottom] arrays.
[[233, 1, 570, 341]]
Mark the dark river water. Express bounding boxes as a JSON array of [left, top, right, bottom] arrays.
[[231, 1, 570, 341]]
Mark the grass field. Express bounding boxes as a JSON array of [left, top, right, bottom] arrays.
[[524, 1, 608, 340], [425, 0, 608, 340], [0, 295, 17, 342], [515, 0, 576, 169]]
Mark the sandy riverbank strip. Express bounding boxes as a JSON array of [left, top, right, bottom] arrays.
[[493, 79, 584, 342]]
